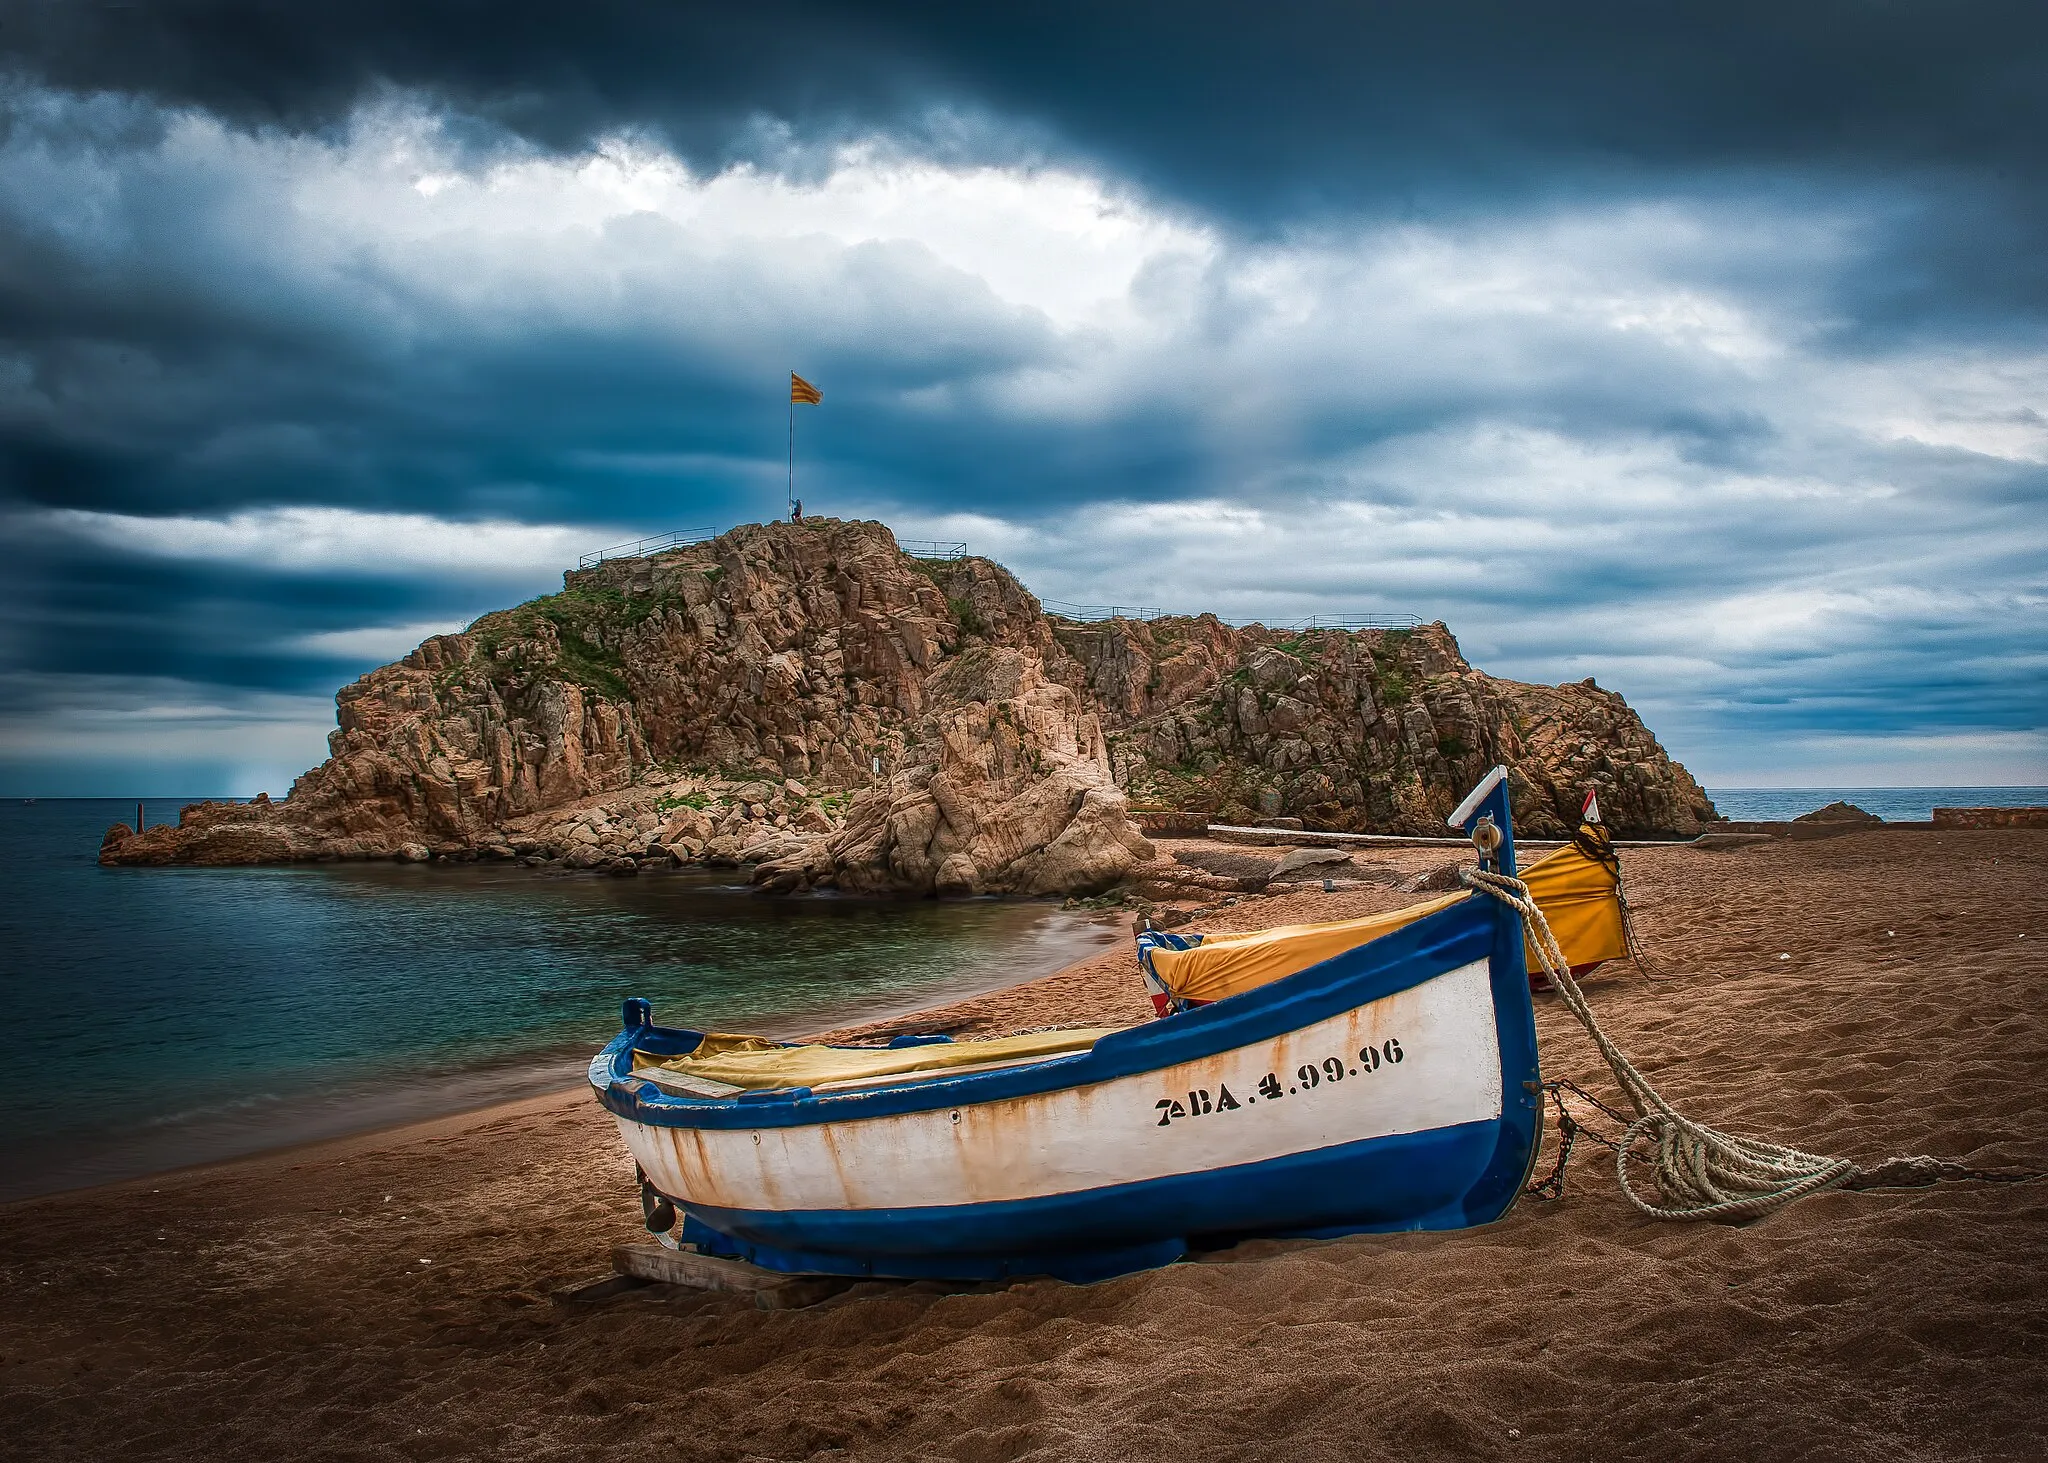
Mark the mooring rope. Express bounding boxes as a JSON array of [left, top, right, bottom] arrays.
[[1464, 866, 1877, 1221]]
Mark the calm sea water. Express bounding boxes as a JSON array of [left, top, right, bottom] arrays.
[[1704, 786, 2048, 822], [0, 799, 1120, 1201]]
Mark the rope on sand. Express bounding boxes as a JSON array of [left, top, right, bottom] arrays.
[[1462, 866, 1968, 1222]]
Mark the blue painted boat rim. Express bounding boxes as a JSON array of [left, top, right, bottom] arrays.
[[592, 896, 1499, 1130]]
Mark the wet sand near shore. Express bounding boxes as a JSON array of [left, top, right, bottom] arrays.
[[3, 829, 2045, 1462]]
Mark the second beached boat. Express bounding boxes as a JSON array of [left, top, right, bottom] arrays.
[[589, 766, 1624, 1282]]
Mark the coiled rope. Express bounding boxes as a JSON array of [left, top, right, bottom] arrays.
[[1464, 866, 1864, 1221]]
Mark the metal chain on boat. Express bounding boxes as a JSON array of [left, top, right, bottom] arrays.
[[1523, 1078, 1630, 1202], [1465, 866, 2041, 1221]]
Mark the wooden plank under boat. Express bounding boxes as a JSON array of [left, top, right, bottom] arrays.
[[588, 767, 1544, 1283]]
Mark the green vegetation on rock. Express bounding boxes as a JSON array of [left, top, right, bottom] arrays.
[[948, 596, 990, 639], [469, 581, 680, 701]]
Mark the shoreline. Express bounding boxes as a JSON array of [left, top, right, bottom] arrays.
[[1, 907, 1129, 1210], [0, 951, 1099, 1215]]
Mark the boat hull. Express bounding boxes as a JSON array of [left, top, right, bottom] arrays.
[[595, 872, 1542, 1281]]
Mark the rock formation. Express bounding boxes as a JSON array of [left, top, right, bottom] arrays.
[[1795, 801, 1882, 825], [100, 518, 1717, 892], [1058, 615, 1714, 838]]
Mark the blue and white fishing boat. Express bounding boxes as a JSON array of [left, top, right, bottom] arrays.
[[590, 768, 1551, 1283]]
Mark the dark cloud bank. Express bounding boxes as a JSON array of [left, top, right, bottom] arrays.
[[20, 2, 2048, 206], [0, 2, 2042, 793]]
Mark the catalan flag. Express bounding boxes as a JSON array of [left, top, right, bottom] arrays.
[[790, 372, 822, 405]]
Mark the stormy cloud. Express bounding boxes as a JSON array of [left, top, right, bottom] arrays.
[[0, 4, 2042, 793]]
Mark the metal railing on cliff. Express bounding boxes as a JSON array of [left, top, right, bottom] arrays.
[[573, 532, 1422, 636], [1279, 614, 1424, 631], [1042, 604, 1423, 629], [1042, 600, 1166, 622], [578, 529, 720, 570], [579, 529, 970, 570]]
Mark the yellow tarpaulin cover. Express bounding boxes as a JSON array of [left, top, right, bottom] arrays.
[[1147, 893, 1467, 1007], [1147, 829, 1628, 1007], [1519, 830, 1628, 976], [637, 1027, 1118, 1092]]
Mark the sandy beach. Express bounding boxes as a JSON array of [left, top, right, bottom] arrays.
[[3, 828, 2044, 1462]]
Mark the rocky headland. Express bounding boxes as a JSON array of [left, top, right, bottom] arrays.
[[99, 519, 1716, 895]]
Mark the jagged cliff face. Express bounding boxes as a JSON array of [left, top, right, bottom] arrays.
[[1056, 617, 1715, 838], [100, 518, 1715, 887]]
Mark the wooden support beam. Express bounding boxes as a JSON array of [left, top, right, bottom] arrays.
[[611, 1242, 851, 1309]]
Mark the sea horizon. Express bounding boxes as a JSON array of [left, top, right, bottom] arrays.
[[1701, 785, 2048, 823]]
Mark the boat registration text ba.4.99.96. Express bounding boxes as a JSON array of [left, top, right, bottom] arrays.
[[1154, 1038, 1406, 1127]]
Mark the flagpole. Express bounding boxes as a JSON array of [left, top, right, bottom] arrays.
[[787, 381, 795, 517]]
